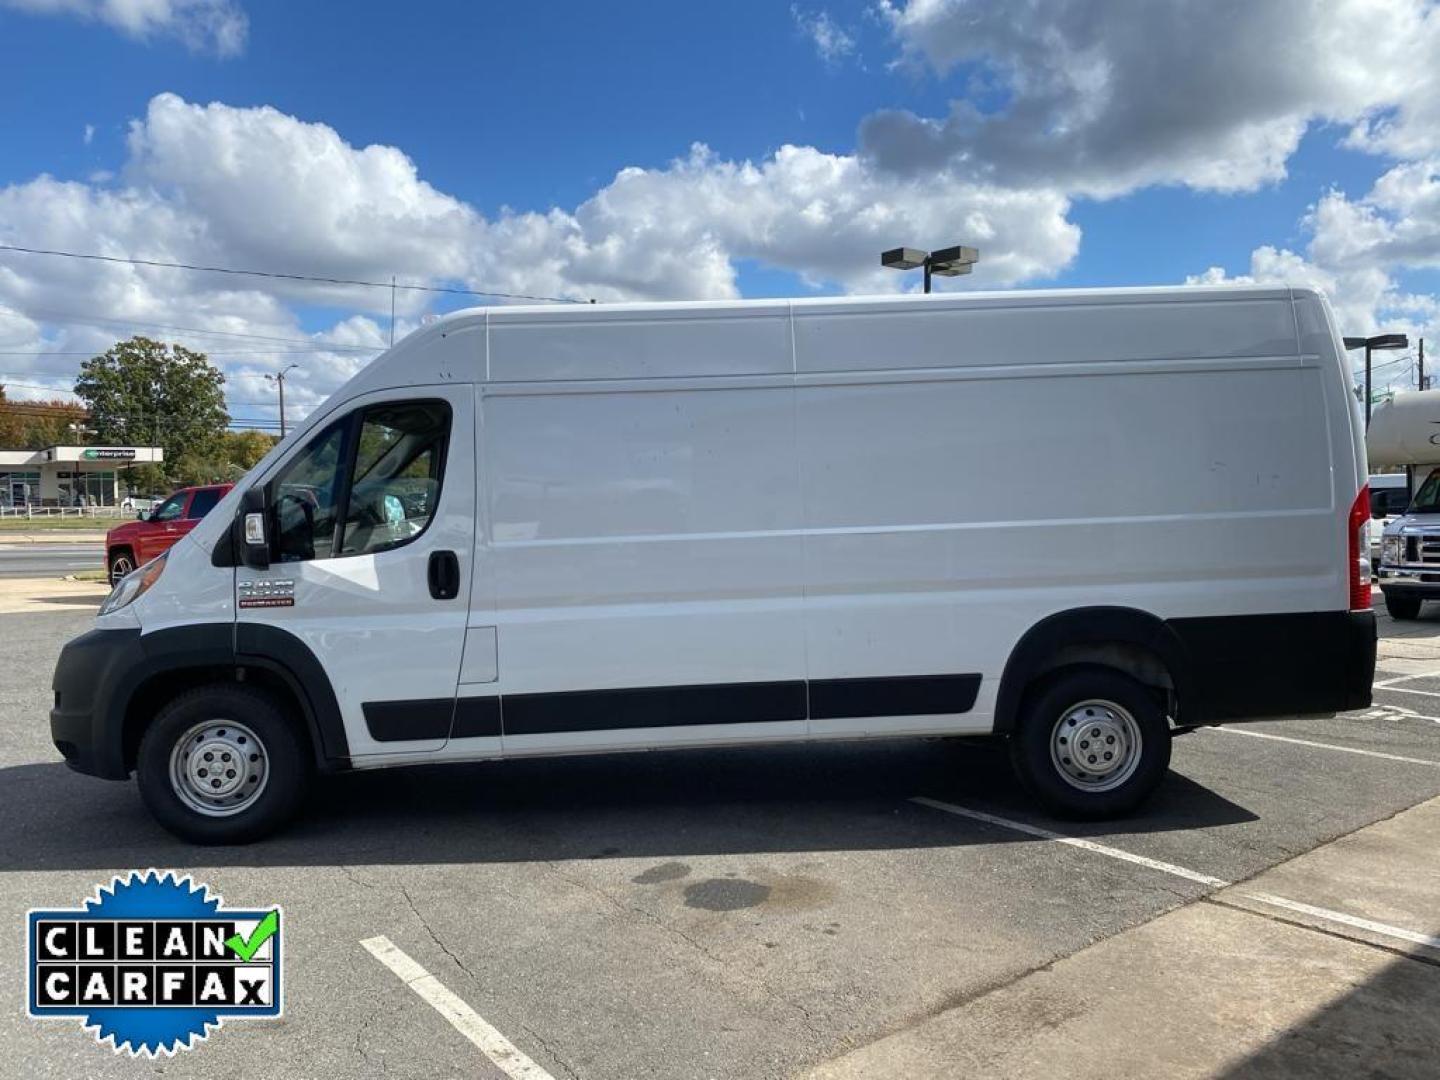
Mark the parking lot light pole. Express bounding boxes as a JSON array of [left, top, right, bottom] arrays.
[[881, 245, 980, 293], [1343, 333, 1409, 428]]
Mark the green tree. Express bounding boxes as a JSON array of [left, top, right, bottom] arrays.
[[74, 337, 229, 484], [165, 430, 279, 488], [222, 429, 278, 473]]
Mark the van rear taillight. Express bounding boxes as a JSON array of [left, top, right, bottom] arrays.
[[1349, 485, 1371, 611]]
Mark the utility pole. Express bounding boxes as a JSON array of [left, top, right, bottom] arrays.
[[265, 363, 300, 438], [1420, 337, 1427, 391]]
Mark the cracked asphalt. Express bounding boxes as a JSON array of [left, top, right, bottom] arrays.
[[4, 603, 1440, 1077]]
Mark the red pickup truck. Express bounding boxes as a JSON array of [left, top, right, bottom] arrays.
[[106, 484, 233, 583]]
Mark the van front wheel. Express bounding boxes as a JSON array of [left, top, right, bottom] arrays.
[[135, 684, 308, 844], [1009, 668, 1171, 819]]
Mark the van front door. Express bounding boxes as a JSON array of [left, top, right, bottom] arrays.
[[235, 385, 476, 757]]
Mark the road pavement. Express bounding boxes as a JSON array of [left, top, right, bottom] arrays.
[[0, 543, 104, 579]]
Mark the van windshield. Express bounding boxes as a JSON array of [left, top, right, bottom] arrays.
[[1409, 472, 1440, 514]]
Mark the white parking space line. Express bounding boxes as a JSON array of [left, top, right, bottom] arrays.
[[1373, 669, 1440, 687], [1376, 684, 1440, 699], [361, 935, 556, 1080], [910, 799, 1440, 954], [908, 797, 1229, 887], [1210, 727, 1440, 767], [1354, 704, 1440, 725], [1245, 893, 1440, 951]]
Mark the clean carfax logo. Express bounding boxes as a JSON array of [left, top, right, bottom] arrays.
[[27, 870, 282, 1056]]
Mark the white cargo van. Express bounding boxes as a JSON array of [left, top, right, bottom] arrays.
[[52, 285, 1377, 842]]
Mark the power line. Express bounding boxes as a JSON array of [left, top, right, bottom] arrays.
[[0, 243, 587, 305], [0, 375, 289, 408], [0, 403, 284, 432], [0, 305, 383, 352], [0, 347, 351, 357], [0, 380, 81, 396], [0, 360, 326, 387]]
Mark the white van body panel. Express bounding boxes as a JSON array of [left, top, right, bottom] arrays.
[[100, 284, 1368, 774]]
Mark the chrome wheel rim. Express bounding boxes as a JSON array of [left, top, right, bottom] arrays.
[[1049, 699, 1142, 793], [168, 719, 269, 817], [109, 556, 133, 584]]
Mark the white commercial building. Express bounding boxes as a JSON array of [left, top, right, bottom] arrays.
[[0, 445, 164, 506]]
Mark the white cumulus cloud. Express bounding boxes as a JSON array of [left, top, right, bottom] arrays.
[[1, 0, 248, 56], [867, 0, 1440, 197], [0, 94, 1081, 417]]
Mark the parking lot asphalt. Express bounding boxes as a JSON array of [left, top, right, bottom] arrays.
[[2, 598, 1439, 1078]]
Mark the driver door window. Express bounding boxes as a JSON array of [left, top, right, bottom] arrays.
[[338, 402, 449, 557], [268, 400, 450, 563]]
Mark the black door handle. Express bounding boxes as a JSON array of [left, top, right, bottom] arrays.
[[428, 550, 460, 600]]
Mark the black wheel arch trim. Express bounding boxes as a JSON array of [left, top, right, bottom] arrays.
[[234, 622, 350, 767], [994, 606, 1196, 735], [51, 621, 350, 780]]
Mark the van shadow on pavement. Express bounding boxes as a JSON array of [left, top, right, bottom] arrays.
[[0, 739, 1256, 872]]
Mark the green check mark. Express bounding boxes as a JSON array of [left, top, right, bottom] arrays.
[[225, 910, 279, 962]]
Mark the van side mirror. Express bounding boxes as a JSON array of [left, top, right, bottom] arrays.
[[238, 487, 271, 570]]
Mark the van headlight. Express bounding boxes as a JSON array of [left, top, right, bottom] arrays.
[[1382, 535, 1405, 566], [99, 552, 168, 616]]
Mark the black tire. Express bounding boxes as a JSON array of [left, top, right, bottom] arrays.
[[1009, 666, 1171, 819], [107, 548, 136, 586], [135, 683, 309, 844], [1384, 593, 1423, 620]]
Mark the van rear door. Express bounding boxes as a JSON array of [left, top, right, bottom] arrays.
[[235, 384, 476, 757]]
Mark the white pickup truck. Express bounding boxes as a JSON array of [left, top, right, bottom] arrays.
[[1368, 472, 1409, 567]]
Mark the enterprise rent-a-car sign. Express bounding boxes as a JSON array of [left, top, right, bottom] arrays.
[[81, 449, 137, 461]]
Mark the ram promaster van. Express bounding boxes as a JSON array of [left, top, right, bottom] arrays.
[[51, 286, 1377, 842]]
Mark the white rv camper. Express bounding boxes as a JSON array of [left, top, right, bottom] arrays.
[[1369, 390, 1440, 618], [52, 285, 1377, 842]]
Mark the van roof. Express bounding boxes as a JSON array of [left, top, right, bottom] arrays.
[[317, 282, 1324, 426], [430, 282, 1308, 326]]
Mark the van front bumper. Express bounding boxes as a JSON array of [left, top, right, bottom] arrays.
[[50, 627, 144, 780]]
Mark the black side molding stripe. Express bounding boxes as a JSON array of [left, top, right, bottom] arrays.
[[452, 696, 502, 739], [809, 673, 982, 720], [362, 672, 982, 743], [502, 680, 808, 736], [363, 698, 455, 742]]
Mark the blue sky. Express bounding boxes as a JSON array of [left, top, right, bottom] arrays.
[[0, 1, 1396, 292], [1, 0, 1438, 416]]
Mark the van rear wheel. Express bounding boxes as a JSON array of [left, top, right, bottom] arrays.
[[1009, 667, 1171, 819], [135, 684, 308, 844]]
